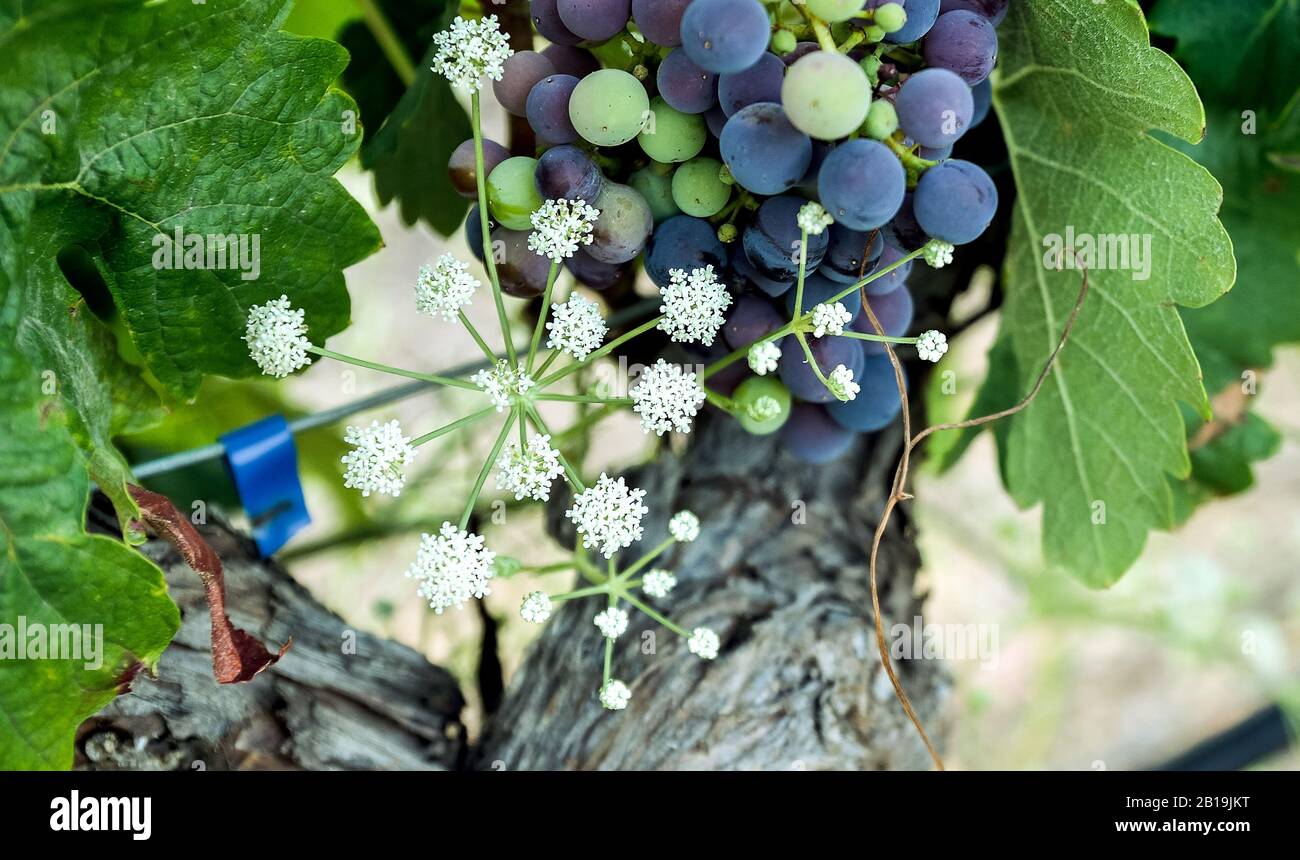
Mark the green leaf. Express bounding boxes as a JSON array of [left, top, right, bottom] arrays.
[[0, 0, 382, 402], [991, 0, 1235, 586], [0, 336, 179, 770]]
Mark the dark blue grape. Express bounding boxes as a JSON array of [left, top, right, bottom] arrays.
[[588, 182, 654, 264], [784, 271, 862, 321], [884, 192, 929, 252], [720, 102, 812, 195], [820, 224, 884, 284], [742, 195, 829, 282], [913, 158, 997, 244], [526, 75, 581, 145], [465, 205, 495, 262], [723, 294, 787, 350], [558, 0, 631, 42], [970, 77, 992, 127], [531, 0, 583, 46], [918, 144, 953, 160], [817, 139, 906, 231], [632, 0, 691, 46], [827, 354, 904, 432], [448, 138, 510, 200], [781, 333, 865, 403], [939, 0, 1008, 26], [733, 251, 794, 297], [656, 48, 718, 114], [495, 51, 557, 117], [704, 106, 728, 137], [566, 248, 626, 290], [680, 0, 771, 74], [535, 144, 604, 204], [780, 403, 856, 463], [924, 10, 998, 85], [895, 67, 974, 148], [644, 215, 728, 287], [867, 0, 941, 43], [866, 242, 913, 295], [718, 52, 785, 117], [856, 285, 914, 354]]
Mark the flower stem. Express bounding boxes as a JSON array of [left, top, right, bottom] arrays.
[[534, 350, 561, 378], [411, 406, 497, 447], [622, 592, 689, 637], [616, 537, 675, 584], [527, 261, 561, 373], [535, 393, 632, 405], [307, 346, 479, 390], [840, 331, 919, 345], [458, 408, 517, 531], [704, 388, 738, 414], [459, 310, 499, 364], [550, 583, 611, 602], [526, 406, 585, 491], [472, 92, 517, 367]]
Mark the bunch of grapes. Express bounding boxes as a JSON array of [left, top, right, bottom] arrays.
[[450, 0, 1004, 464]]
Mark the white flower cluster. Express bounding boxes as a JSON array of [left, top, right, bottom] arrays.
[[593, 607, 630, 639], [341, 420, 417, 497], [495, 433, 563, 501], [431, 15, 513, 93], [811, 302, 852, 338], [528, 198, 600, 261], [916, 329, 949, 363], [566, 473, 649, 558], [472, 359, 536, 411], [415, 255, 479, 322], [745, 395, 782, 423], [520, 591, 553, 624], [244, 295, 312, 378], [630, 359, 705, 436], [748, 340, 781, 375], [658, 266, 732, 346], [924, 239, 955, 269], [669, 510, 700, 543], [642, 568, 677, 599], [600, 679, 631, 711], [687, 627, 720, 660], [828, 364, 860, 401], [405, 523, 496, 614], [797, 201, 833, 236], [546, 294, 607, 361]]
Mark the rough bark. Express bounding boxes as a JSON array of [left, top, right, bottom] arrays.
[[474, 414, 949, 771], [75, 502, 466, 771]]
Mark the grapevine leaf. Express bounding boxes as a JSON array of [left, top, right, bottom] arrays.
[[0, 336, 179, 770], [990, 0, 1235, 586], [0, 0, 382, 403]]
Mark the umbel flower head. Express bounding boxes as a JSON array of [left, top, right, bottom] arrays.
[[797, 201, 833, 236], [547, 294, 607, 361], [341, 420, 417, 497], [811, 302, 852, 338], [748, 340, 781, 376], [828, 364, 860, 401], [658, 266, 732, 346], [566, 473, 649, 558], [472, 359, 536, 411], [529, 198, 600, 261], [405, 523, 496, 614], [687, 627, 720, 660], [593, 607, 630, 639], [923, 239, 955, 269], [669, 510, 700, 543], [600, 679, 631, 711], [431, 15, 513, 93], [495, 433, 564, 501], [415, 254, 479, 322], [244, 295, 312, 378], [630, 359, 706, 436], [916, 329, 949, 363], [642, 568, 677, 599], [520, 591, 553, 624]]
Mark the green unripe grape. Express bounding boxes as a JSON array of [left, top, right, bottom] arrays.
[[486, 156, 542, 230], [863, 100, 899, 139], [873, 2, 908, 34], [863, 24, 886, 43], [637, 97, 707, 163], [570, 69, 651, 147], [771, 29, 797, 54], [860, 54, 882, 86], [734, 376, 792, 436], [629, 164, 681, 223], [781, 51, 871, 141], [807, 0, 864, 23], [671, 157, 731, 217], [717, 222, 738, 243]]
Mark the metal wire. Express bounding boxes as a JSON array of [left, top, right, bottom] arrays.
[[129, 298, 660, 480]]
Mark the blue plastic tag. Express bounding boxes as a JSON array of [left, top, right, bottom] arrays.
[[220, 415, 311, 557]]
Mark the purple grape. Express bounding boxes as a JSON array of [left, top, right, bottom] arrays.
[[780, 403, 855, 463], [704, 106, 728, 137], [784, 271, 863, 321], [867, 242, 913, 295], [448, 138, 510, 200], [566, 248, 626, 290], [723, 294, 787, 350], [923, 10, 998, 85], [885, 192, 929, 252], [865, 0, 941, 43], [494, 51, 557, 117], [531, 0, 583, 46], [895, 67, 974, 148], [526, 74, 581, 145], [827, 354, 904, 432], [913, 158, 997, 244], [632, 0, 691, 46], [535, 144, 604, 204], [970, 77, 992, 127], [543, 44, 602, 78], [918, 144, 954, 160], [644, 215, 728, 287], [465, 205, 495, 262], [780, 332, 866, 403], [588, 182, 654, 264], [743, 195, 829, 282], [680, 0, 770, 74], [939, 0, 1008, 26], [733, 251, 794, 297], [718, 52, 785, 117], [558, 0, 631, 42], [820, 224, 884, 285], [856, 286, 914, 354], [817, 139, 906, 231], [781, 42, 820, 66], [720, 102, 812, 195], [493, 228, 553, 298], [656, 48, 718, 114]]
